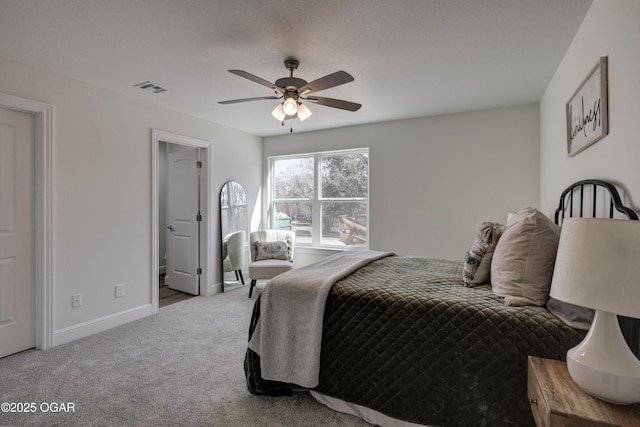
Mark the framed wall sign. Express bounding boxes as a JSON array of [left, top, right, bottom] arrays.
[[566, 56, 608, 157]]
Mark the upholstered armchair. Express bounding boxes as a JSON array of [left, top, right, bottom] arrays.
[[248, 230, 295, 298], [222, 230, 246, 285]]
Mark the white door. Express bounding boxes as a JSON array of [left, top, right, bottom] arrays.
[[166, 148, 200, 295], [0, 107, 35, 358]]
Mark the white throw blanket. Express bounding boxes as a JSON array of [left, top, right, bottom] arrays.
[[248, 250, 393, 388]]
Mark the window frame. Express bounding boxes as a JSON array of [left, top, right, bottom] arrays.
[[268, 148, 370, 250]]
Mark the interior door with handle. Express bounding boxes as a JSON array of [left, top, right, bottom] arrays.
[[0, 107, 35, 358], [165, 147, 200, 295]]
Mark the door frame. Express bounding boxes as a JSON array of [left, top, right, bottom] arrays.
[[0, 93, 54, 350], [151, 130, 212, 313]]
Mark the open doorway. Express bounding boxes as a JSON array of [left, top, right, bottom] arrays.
[[152, 130, 212, 313]]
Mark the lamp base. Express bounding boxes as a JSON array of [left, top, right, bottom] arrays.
[[566, 310, 640, 405]]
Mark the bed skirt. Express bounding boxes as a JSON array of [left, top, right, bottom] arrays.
[[310, 391, 430, 427]]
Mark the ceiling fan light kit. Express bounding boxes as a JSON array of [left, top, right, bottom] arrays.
[[220, 58, 360, 131]]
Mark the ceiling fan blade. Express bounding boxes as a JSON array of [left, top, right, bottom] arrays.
[[297, 71, 354, 95], [305, 96, 361, 111], [218, 96, 280, 105], [228, 70, 285, 94]]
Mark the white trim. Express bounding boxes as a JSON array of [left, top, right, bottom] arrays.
[[151, 129, 214, 314], [209, 281, 223, 295], [0, 93, 54, 350], [53, 304, 153, 346]]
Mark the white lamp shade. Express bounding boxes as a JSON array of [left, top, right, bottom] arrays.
[[297, 103, 312, 121], [550, 217, 640, 319], [271, 103, 286, 121]]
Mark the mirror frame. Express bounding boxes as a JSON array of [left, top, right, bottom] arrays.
[[220, 180, 249, 292]]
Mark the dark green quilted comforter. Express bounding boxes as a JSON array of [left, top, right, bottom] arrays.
[[245, 256, 586, 426]]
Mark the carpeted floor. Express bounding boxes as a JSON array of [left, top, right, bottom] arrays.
[[0, 283, 371, 426]]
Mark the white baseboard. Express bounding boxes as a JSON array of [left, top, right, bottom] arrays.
[[203, 281, 223, 296], [53, 304, 153, 347]]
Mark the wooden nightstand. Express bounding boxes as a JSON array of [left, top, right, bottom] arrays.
[[527, 356, 640, 427]]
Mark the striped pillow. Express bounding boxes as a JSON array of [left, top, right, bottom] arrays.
[[463, 222, 505, 287]]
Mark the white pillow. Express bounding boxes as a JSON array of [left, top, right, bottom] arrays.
[[491, 207, 560, 306], [254, 241, 290, 261]]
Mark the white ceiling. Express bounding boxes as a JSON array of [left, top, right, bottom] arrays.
[[0, 0, 592, 137]]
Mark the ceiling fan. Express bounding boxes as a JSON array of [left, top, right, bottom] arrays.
[[219, 59, 361, 126]]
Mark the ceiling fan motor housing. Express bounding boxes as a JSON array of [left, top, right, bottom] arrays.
[[275, 77, 307, 93]]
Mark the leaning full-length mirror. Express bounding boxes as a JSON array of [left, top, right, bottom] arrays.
[[220, 181, 249, 292]]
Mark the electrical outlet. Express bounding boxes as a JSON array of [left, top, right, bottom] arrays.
[[72, 293, 82, 308], [115, 284, 125, 298]]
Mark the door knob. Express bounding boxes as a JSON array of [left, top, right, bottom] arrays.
[[167, 225, 174, 231]]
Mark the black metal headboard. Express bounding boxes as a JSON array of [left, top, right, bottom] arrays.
[[554, 179, 639, 225], [554, 179, 639, 358]]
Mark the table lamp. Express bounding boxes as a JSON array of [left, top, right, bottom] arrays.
[[550, 217, 640, 405]]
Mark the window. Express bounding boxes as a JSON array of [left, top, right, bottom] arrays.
[[269, 148, 369, 248]]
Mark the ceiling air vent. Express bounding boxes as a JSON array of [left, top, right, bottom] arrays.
[[134, 81, 167, 94]]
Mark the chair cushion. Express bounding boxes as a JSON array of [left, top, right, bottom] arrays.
[[249, 259, 293, 280]]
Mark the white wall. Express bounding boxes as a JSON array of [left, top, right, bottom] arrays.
[[0, 55, 261, 343], [264, 104, 540, 261], [540, 0, 640, 216]]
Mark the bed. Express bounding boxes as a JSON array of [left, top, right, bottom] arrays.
[[244, 179, 639, 426]]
